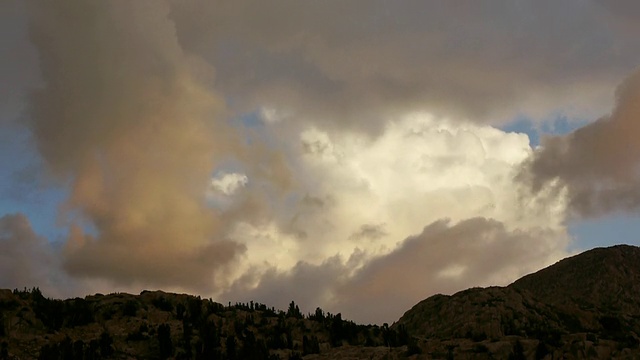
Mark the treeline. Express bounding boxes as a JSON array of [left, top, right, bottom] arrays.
[[3, 288, 417, 359]]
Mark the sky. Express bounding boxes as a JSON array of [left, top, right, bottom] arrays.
[[1, 0, 640, 325]]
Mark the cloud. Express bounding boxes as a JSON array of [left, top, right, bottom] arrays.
[[210, 172, 249, 196], [0, 214, 59, 294], [222, 256, 346, 315], [219, 114, 569, 323], [0, 1, 40, 126], [335, 218, 567, 324], [169, 0, 637, 132], [25, 0, 244, 291], [522, 68, 640, 217], [222, 217, 567, 324]]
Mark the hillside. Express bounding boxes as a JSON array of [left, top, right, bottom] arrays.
[[3, 245, 640, 359], [396, 245, 640, 359], [0, 288, 416, 359]]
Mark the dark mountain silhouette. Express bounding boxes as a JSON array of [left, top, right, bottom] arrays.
[[0, 289, 412, 359], [396, 245, 640, 358], [2, 245, 640, 359]]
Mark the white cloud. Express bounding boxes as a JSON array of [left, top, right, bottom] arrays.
[[210, 172, 249, 195], [219, 112, 569, 322]]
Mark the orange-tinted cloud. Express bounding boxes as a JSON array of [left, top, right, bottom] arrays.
[[26, 0, 243, 291], [0, 214, 58, 293]]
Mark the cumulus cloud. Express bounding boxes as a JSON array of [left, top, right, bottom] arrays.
[[220, 114, 569, 322], [25, 0, 244, 292], [522, 68, 640, 217], [223, 218, 567, 324]]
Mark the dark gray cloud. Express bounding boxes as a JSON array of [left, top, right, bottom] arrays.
[[522, 68, 640, 217], [169, 0, 637, 131]]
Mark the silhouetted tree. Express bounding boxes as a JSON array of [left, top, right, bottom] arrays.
[[176, 303, 186, 320], [122, 300, 138, 317], [99, 331, 114, 357], [199, 320, 221, 359], [312, 307, 325, 321], [1, 341, 8, 360], [86, 339, 99, 360], [182, 315, 193, 359], [152, 297, 174, 312], [330, 313, 346, 347], [38, 344, 58, 360], [535, 340, 549, 360], [158, 323, 173, 359], [32, 293, 64, 331], [0, 313, 5, 337], [289, 352, 303, 360], [396, 324, 409, 346], [59, 336, 73, 360], [66, 298, 94, 327], [509, 340, 526, 360], [286, 301, 302, 319], [187, 297, 203, 325], [239, 330, 268, 360], [225, 335, 237, 360], [302, 335, 320, 355], [381, 323, 398, 347], [73, 340, 84, 360]]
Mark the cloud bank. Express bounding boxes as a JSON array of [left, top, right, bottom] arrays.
[[169, 0, 639, 131]]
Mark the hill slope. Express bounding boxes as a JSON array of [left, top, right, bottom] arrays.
[[396, 245, 640, 359], [3, 245, 640, 359], [0, 289, 410, 359]]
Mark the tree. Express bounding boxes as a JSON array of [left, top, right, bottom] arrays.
[[66, 298, 94, 327], [176, 303, 186, 320], [73, 340, 85, 360], [508, 340, 526, 360], [535, 340, 549, 360], [122, 300, 138, 317], [1, 341, 8, 360], [286, 301, 302, 319], [187, 297, 203, 325], [225, 335, 237, 360], [199, 320, 221, 359], [182, 316, 193, 359], [302, 335, 320, 355], [313, 307, 325, 321], [158, 323, 173, 359], [99, 331, 114, 357], [0, 313, 4, 337]]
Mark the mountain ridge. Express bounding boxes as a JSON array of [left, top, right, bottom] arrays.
[[3, 244, 640, 359], [395, 244, 640, 358]]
